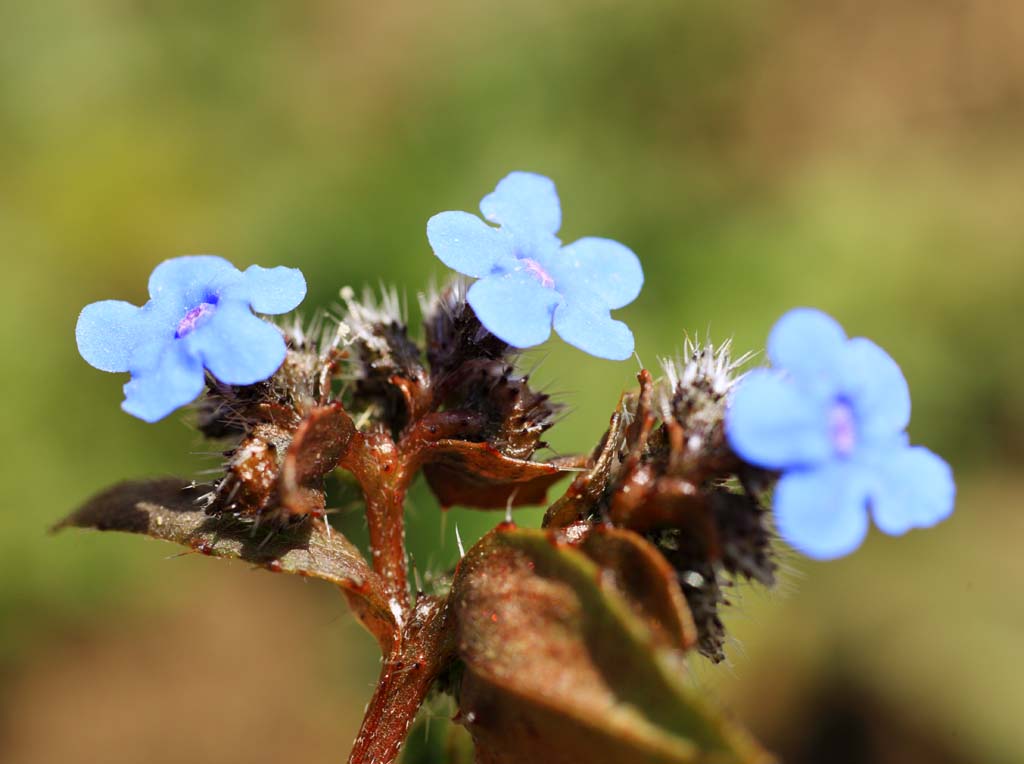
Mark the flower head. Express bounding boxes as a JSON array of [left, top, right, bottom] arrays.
[[426, 171, 643, 360], [726, 308, 955, 560], [77, 255, 307, 422]]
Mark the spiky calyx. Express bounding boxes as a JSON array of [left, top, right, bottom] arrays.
[[418, 280, 562, 459], [196, 315, 355, 529], [544, 341, 777, 662], [339, 287, 427, 435], [420, 279, 510, 380]]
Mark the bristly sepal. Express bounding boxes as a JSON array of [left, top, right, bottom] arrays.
[[420, 278, 511, 382], [197, 314, 346, 439], [194, 315, 356, 529], [340, 286, 428, 434], [206, 402, 355, 529], [654, 336, 754, 481], [415, 280, 571, 509], [544, 339, 777, 662], [418, 280, 561, 456]]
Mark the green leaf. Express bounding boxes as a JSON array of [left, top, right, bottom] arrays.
[[54, 478, 397, 645], [450, 526, 774, 764]]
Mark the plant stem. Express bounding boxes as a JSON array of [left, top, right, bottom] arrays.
[[339, 410, 486, 614], [347, 597, 453, 764], [339, 410, 482, 760], [341, 431, 410, 610]]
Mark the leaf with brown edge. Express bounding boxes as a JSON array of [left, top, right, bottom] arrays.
[[450, 526, 775, 764], [54, 478, 397, 647], [421, 441, 582, 509], [577, 526, 698, 653]]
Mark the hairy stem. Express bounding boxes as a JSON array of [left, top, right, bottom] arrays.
[[347, 597, 454, 764], [339, 411, 485, 613], [341, 431, 410, 610], [338, 411, 486, 759]]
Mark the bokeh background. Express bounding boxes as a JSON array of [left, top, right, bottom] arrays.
[[2, 1, 1022, 762]]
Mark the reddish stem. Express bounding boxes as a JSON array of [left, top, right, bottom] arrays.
[[337, 409, 487, 761], [339, 410, 486, 608], [340, 431, 410, 609], [347, 598, 453, 764]]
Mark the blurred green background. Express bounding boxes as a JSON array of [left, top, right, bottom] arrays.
[[1, 1, 1022, 762]]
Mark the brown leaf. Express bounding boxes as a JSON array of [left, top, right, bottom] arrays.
[[577, 526, 698, 653], [608, 470, 714, 534], [54, 478, 396, 646], [280, 402, 356, 518], [421, 442, 580, 509], [450, 527, 774, 764]]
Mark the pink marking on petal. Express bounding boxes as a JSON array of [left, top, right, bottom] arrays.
[[175, 302, 217, 338], [520, 258, 555, 289], [829, 400, 857, 457]]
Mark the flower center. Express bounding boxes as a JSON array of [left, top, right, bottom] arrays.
[[829, 400, 857, 457], [520, 258, 555, 289], [175, 302, 217, 338]]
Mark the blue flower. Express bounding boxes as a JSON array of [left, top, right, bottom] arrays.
[[426, 171, 643, 360], [726, 308, 955, 560], [76, 255, 306, 423]]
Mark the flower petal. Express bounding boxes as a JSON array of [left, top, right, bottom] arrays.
[[239, 265, 307, 314], [427, 211, 517, 278], [870, 446, 955, 535], [552, 297, 634, 360], [122, 342, 205, 422], [467, 271, 561, 349], [549, 237, 643, 310], [839, 337, 911, 442], [189, 302, 288, 385], [480, 171, 561, 240], [76, 300, 145, 373], [767, 308, 848, 388], [774, 462, 871, 560], [147, 255, 241, 312], [725, 369, 833, 470]]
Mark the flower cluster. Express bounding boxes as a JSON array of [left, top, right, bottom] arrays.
[[726, 308, 955, 559], [75, 175, 954, 570], [69, 171, 962, 762]]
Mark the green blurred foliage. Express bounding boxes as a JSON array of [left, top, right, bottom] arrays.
[[1, 0, 1021, 762]]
